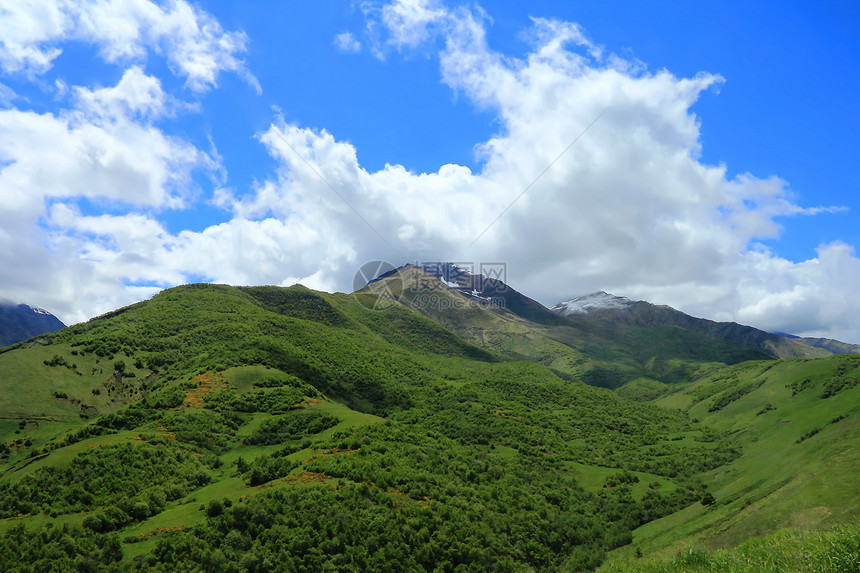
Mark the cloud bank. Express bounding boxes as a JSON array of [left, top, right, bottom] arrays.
[[1, 0, 858, 343]]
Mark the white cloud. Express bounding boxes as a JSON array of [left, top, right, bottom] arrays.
[[0, 67, 217, 322], [381, 0, 447, 48], [0, 105, 204, 209], [0, 0, 68, 75], [75, 66, 166, 120], [334, 32, 361, 53], [0, 0, 255, 92]]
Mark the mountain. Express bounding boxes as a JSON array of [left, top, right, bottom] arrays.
[[551, 292, 840, 360], [551, 291, 634, 315], [0, 301, 65, 347], [364, 265, 776, 390], [0, 283, 724, 570], [363, 264, 859, 398], [794, 336, 860, 355], [0, 280, 858, 571]]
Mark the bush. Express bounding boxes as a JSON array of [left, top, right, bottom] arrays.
[[206, 499, 224, 517]]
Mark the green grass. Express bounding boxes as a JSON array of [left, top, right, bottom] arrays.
[[603, 356, 860, 566], [118, 394, 385, 560], [603, 522, 860, 572], [0, 402, 380, 565], [0, 429, 150, 486], [565, 462, 678, 498], [617, 378, 671, 402], [491, 445, 518, 459], [0, 345, 141, 421], [222, 365, 279, 392]]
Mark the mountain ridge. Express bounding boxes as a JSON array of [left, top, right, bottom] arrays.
[[552, 290, 854, 359], [366, 264, 856, 360], [362, 266, 855, 393], [362, 266, 772, 388], [0, 301, 66, 348]]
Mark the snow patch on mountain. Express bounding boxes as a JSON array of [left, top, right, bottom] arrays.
[[550, 291, 633, 316]]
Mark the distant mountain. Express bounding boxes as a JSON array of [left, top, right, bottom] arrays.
[[0, 302, 65, 347], [551, 292, 849, 359], [793, 337, 860, 355], [364, 266, 855, 391], [550, 291, 633, 315], [362, 265, 774, 388]]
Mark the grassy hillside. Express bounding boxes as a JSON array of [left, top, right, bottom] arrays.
[[603, 355, 860, 567], [0, 283, 749, 571], [0, 283, 857, 570], [604, 522, 860, 572]]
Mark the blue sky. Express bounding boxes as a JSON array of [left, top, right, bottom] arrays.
[[1, 0, 859, 342]]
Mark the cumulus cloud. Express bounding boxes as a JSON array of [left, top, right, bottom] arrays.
[[0, 67, 216, 322], [0, 84, 204, 210], [0, 0, 256, 92], [75, 66, 167, 120]]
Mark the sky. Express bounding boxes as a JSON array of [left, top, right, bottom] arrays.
[[0, 0, 859, 342]]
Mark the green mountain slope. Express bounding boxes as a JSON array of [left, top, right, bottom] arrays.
[[603, 354, 860, 567], [0, 282, 857, 571], [0, 283, 742, 571], [363, 265, 774, 390], [605, 522, 860, 573]]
